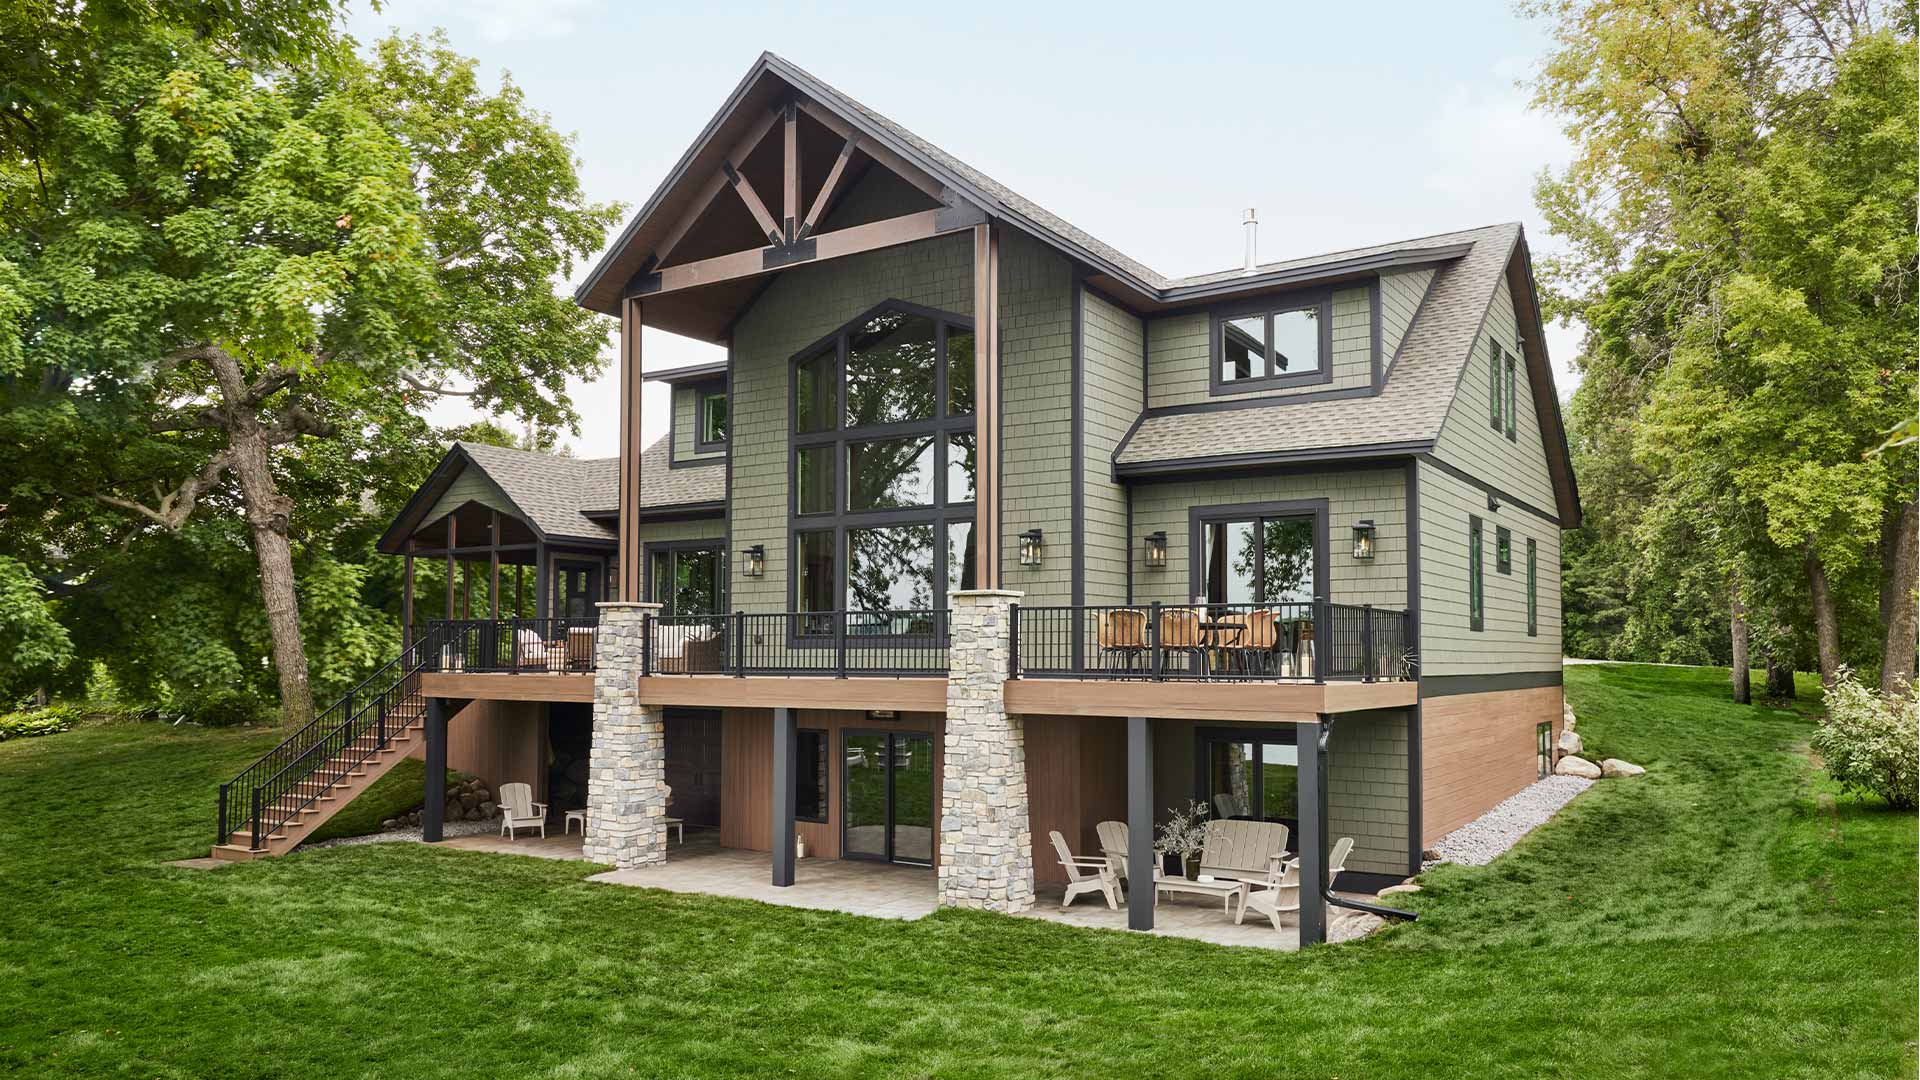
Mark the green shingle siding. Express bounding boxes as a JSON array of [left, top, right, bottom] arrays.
[[1328, 709, 1411, 876], [423, 469, 518, 527], [1431, 272, 1557, 511], [1079, 289, 1143, 606], [1129, 469, 1410, 610], [1378, 266, 1434, 373], [1144, 285, 1373, 408], [1416, 459, 1561, 676], [997, 230, 1075, 607], [671, 383, 725, 465]]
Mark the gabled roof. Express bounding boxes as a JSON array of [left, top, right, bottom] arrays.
[[576, 53, 1497, 331], [378, 438, 723, 553]]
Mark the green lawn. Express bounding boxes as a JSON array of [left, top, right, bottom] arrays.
[[0, 665, 1912, 1078]]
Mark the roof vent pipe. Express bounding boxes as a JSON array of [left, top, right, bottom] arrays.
[[1242, 208, 1259, 275]]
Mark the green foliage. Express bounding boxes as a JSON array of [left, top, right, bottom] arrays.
[[1809, 670, 1919, 810], [174, 686, 273, 728], [0, 555, 73, 699], [303, 760, 465, 844], [0, 703, 80, 740]]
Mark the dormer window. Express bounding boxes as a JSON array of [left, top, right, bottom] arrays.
[[1210, 290, 1333, 394], [696, 384, 728, 449]]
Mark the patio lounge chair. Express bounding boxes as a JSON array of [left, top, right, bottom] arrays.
[[1095, 819, 1132, 881], [499, 782, 547, 840], [1196, 818, 1290, 883], [1048, 831, 1121, 910], [1235, 837, 1355, 932]]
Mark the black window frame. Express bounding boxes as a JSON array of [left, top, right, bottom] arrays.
[[794, 727, 829, 823], [643, 538, 728, 617], [1504, 351, 1519, 442], [1526, 537, 1538, 637], [694, 380, 728, 452], [1468, 515, 1485, 632], [1187, 499, 1330, 606], [1536, 721, 1553, 778], [1208, 287, 1336, 396], [1496, 526, 1513, 574], [787, 299, 976, 635], [1488, 343, 1503, 431]]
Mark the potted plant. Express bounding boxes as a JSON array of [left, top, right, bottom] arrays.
[[1155, 800, 1211, 879]]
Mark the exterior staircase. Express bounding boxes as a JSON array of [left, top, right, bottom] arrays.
[[212, 631, 440, 861]]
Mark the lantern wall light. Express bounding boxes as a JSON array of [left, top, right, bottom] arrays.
[[1351, 520, 1377, 561], [741, 544, 765, 578], [1018, 528, 1045, 567], [1143, 531, 1168, 568]]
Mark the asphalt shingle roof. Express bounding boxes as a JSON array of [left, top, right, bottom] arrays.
[[453, 437, 721, 541], [1113, 223, 1521, 468]]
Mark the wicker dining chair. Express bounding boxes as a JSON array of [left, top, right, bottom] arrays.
[[1096, 608, 1149, 671], [1233, 608, 1281, 675], [1157, 607, 1206, 668]]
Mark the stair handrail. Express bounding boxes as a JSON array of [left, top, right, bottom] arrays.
[[217, 625, 442, 846]]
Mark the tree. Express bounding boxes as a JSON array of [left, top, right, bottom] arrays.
[[1529, 1, 1916, 693], [0, 26, 619, 724]]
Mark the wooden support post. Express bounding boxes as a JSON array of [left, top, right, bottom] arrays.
[[781, 102, 799, 242], [489, 511, 501, 620], [535, 544, 550, 620], [1127, 715, 1155, 931], [771, 706, 796, 887], [616, 299, 644, 602], [445, 516, 456, 620], [402, 549, 414, 652], [1297, 716, 1328, 946], [423, 697, 448, 843], [972, 223, 1001, 591]]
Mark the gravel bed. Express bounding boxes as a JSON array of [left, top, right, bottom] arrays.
[[301, 819, 496, 851], [1425, 775, 1594, 867]]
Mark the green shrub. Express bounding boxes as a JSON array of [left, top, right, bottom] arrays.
[[0, 704, 82, 741], [178, 689, 272, 728], [1809, 672, 1919, 810]]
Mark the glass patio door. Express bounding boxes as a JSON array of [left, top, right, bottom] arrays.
[[842, 731, 934, 866]]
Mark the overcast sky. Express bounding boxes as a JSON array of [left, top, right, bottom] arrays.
[[344, 1, 1582, 458]]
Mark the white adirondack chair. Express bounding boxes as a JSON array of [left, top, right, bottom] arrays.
[[1095, 820, 1132, 881], [1048, 831, 1121, 910], [1196, 818, 1290, 883], [1235, 836, 1355, 932], [498, 782, 547, 840]]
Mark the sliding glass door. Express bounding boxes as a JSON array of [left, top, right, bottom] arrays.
[[842, 731, 934, 866], [1198, 514, 1317, 605], [1200, 732, 1300, 832]]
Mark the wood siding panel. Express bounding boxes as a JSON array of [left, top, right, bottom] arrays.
[[1420, 686, 1563, 841], [1430, 271, 1558, 511], [444, 699, 548, 801], [1416, 459, 1562, 676], [1145, 285, 1372, 409], [719, 707, 944, 865], [1080, 290, 1145, 606]]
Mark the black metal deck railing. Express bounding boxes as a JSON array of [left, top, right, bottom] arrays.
[[646, 609, 949, 677], [217, 625, 440, 848], [429, 618, 600, 674], [1009, 600, 1413, 682]]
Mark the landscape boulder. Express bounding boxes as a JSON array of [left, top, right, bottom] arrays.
[[1563, 703, 1577, 731], [1327, 910, 1387, 944], [1557, 729, 1584, 756], [1600, 758, 1646, 778], [1377, 883, 1422, 897], [1555, 755, 1602, 779]]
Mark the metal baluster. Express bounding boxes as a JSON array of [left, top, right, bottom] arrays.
[[1149, 602, 1163, 681], [1362, 604, 1375, 683], [733, 610, 746, 676], [835, 609, 848, 679], [1008, 603, 1021, 679]]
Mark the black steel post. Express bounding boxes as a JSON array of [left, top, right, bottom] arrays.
[[771, 707, 796, 886], [1297, 716, 1328, 945], [1127, 715, 1155, 931], [835, 610, 848, 679], [217, 784, 229, 845], [641, 614, 652, 676], [1008, 603, 1020, 678], [423, 697, 447, 843], [250, 788, 263, 851], [733, 610, 746, 676], [1149, 602, 1163, 681], [1314, 598, 1327, 684], [1363, 604, 1375, 683]]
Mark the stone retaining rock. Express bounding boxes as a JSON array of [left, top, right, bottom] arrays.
[[1601, 758, 1646, 778], [1557, 729, 1584, 757], [1555, 755, 1602, 779], [1377, 883, 1422, 897]]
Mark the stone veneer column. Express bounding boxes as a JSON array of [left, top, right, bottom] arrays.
[[584, 601, 668, 869], [939, 589, 1035, 912]]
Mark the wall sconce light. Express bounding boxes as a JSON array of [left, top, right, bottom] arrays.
[[741, 544, 765, 578], [1143, 531, 1168, 568], [1018, 528, 1044, 567], [1351, 520, 1377, 561]]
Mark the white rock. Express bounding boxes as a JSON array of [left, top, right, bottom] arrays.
[[1600, 758, 1646, 778], [1377, 883, 1422, 897], [1555, 755, 1601, 779], [1423, 775, 1593, 867], [1327, 910, 1387, 943], [1562, 704, 1577, 731], [1557, 729, 1584, 756]]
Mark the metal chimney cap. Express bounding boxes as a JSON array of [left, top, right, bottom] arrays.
[[1242, 208, 1258, 224]]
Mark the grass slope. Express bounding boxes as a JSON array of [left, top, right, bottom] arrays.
[[0, 666, 1911, 1079]]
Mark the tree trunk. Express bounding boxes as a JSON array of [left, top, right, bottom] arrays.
[[1766, 655, 1797, 698], [1805, 547, 1841, 689], [209, 352, 314, 728], [1730, 585, 1751, 705], [1879, 500, 1918, 696]]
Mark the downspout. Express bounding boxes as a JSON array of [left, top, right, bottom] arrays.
[[1317, 719, 1419, 923]]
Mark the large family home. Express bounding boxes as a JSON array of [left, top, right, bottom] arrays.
[[212, 54, 1579, 946]]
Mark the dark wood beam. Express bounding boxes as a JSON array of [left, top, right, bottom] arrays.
[[800, 133, 858, 239], [617, 299, 643, 601], [652, 106, 783, 266], [781, 103, 799, 243], [725, 159, 782, 247], [793, 99, 942, 198], [972, 222, 1001, 590], [629, 209, 958, 301]]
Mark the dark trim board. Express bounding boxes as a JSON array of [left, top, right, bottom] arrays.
[[1419, 670, 1564, 697], [1115, 442, 1432, 481], [1418, 454, 1562, 526], [1069, 269, 1086, 657]]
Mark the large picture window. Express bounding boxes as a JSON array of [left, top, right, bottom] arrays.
[[789, 301, 975, 629], [1191, 501, 1325, 607], [646, 541, 725, 617], [1210, 290, 1333, 394]]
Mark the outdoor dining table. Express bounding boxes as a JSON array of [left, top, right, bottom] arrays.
[[1198, 620, 1245, 674]]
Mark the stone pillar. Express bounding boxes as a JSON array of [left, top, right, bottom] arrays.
[[584, 601, 668, 869], [940, 589, 1035, 913]]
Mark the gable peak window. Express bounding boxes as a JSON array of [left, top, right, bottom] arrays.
[[1496, 526, 1513, 574], [790, 301, 976, 627], [696, 383, 728, 449], [1213, 292, 1332, 393]]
